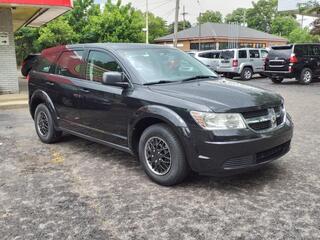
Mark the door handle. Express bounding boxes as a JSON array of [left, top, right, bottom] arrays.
[[80, 88, 90, 93], [46, 82, 54, 86]]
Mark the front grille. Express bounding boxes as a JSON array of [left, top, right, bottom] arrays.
[[241, 105, 285, 132], [222, 141, 290, 169], [256, 141, 290, 164]]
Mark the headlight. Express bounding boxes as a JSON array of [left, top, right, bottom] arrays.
[[190, 111, 247, 130]]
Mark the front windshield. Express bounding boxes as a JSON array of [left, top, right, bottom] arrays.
[[118, 48, 217, 84]]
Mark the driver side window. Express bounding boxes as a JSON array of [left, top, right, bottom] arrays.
[[86, 51, 122, 82]]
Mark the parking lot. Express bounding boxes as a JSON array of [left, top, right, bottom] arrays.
[[0, 77, 320, 240]]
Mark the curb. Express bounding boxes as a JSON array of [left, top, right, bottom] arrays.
[[0, 100, 28, 110]]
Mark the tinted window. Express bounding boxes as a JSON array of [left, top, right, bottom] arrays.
[[238, 50, 247, 58], [249, 50, 260, 58], [295, 45, 309, 57], [220, 50, 234, 59], [56, 50, 84, 78], [268, 46, 292, 58], [86, 51, 122, 82], [261, 50, 268, 58], [311, 45, 320, 55], [199, 52, 213, 58], [35, 56, 52, 73]]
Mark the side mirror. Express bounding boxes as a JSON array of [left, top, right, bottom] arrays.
[[102, 72, 129, 88]]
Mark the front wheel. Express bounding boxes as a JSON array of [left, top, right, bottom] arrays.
[[34, 104, 62, 143], [139, 124, 189, 186], [298, 68, 313, 85], [241, 67, 253, 80]]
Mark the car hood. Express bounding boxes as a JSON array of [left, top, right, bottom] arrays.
[[148, 79, 283, 112]]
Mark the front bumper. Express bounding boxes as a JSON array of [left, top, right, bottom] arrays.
[[184, 116, 293, 176]]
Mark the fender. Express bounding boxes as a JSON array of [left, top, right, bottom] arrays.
[[30, 90, 59, 127], [128, 105, 191, 149]]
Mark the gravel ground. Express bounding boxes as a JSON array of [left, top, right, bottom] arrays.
[[0, 78, 320, 240]]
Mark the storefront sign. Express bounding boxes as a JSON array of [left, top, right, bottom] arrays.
[[0, 32, 9, 46]]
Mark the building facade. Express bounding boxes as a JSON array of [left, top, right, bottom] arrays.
[[155, 23, 288, 51], [0, 0, 73, 94]]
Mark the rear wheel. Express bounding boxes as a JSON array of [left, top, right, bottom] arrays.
[[138, 124, 189, 186], [35, 104, 62, 143], [271, 77, 284, 84], [298, 68, 312, 85], [241, 67, 253, 80]]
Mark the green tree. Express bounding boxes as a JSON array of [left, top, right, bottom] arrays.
[[82, 0, 145, 43], [225, 8, 247, 24], [168, 20, 192, 33], [15, 27, 39, 64], [148, 13, 168, 43], [271, 15, 299, 36], [65, 0, 100, 42], [197, 10, 223, 24], [288, 28, 315, 43], [246, 0, 278, 33], [36, 17, 77, 50]]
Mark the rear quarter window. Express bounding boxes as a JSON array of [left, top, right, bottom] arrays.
[[294, 45, 309, 57]]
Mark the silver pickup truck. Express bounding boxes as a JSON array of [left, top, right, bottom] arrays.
[[216, 48, 269, 80]]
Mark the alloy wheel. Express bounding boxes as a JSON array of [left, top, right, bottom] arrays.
[[303, 71, 312, 83], [37, 111, 49, 137], [144, 137, 172, 176]]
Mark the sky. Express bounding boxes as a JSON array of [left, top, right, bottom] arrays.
[[96, 0, 314, 27]]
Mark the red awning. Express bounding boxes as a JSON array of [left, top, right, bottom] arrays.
[[0, 0, 73, 31]]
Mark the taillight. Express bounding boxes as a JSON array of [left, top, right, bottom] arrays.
[[232, 59, 238, 67], [289, 54, 298, 64], [26, 74, 30, 81]]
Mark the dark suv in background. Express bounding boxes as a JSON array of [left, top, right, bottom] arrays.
[[265, 44, 320, 84], [28, 43, 293, 186]]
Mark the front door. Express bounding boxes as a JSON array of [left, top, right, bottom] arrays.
[[76, 50, 132, 147]]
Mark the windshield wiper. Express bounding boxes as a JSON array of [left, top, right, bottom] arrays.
[[180, 75, 217, 82], [144, 80, 174, 86]]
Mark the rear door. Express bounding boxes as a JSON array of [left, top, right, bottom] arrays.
[[238, 49, 248, 67], [307, 44, 320, 76], [52, 49, 85, 131], [266, 46, 292, 71], [219, 50, 235, 68]]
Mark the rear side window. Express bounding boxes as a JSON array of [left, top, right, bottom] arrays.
[[294, 45, 309, 57], [249, 50, 260, 58], [35, 57, 51, 73], [261, 50, 268, 58], [86, 51, 122, 82], [55, 50, 84, 78], [199, 52, 213, 58], [238, 50, 247, 58], [310, 45, 320, 55], [221, 50, 234, 59]]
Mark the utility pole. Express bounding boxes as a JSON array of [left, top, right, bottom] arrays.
[[145, 0, 149, 44], [181, 5, 188, 30], [173, 0, 180, 48], [198, 12, 202, 51]]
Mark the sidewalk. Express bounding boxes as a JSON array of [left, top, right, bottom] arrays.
[[0, 71, 28, 110]]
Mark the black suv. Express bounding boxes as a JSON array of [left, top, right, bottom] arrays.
[[265, 44, 320, 84], [29, 43, 293, 186]]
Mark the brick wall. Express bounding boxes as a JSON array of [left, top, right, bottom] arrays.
[[0, 8, 19, 94]]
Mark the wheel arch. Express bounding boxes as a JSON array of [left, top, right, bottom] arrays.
[[30, 90, 58, 124], [128, 105, 191, 156]]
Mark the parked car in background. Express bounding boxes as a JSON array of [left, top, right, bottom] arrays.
[[265, 44, 320, 84], [188, 50, 221, 71], [29, 43, 293, 186], [21, 53, 40, 77], [216, 48, 269, 80]]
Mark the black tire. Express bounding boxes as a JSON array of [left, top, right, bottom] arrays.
[[271, 77, 284, 84], [138, 123, 189, 186], [298, 68, 313, 85], [240, 67, 253, 80], [34, 104, 62, 143]]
